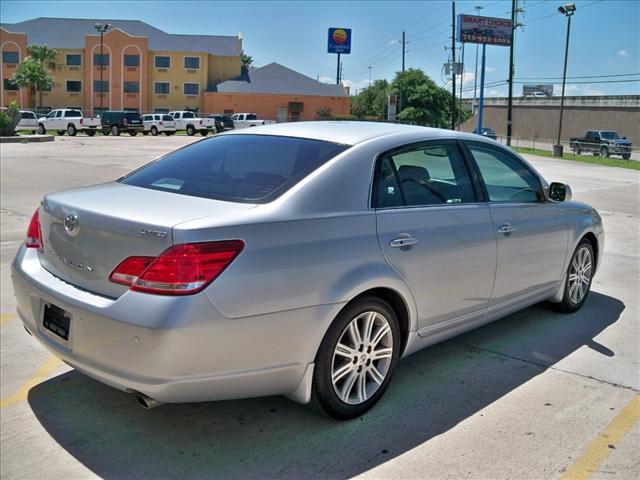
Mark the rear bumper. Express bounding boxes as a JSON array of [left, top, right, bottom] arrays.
[[11, 246, 334, 403]]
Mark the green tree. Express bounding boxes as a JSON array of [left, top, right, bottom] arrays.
[[391, 69, 453, 127], [10, 45, 59, 111], [241, 50, 254, 70], [350, 79, 389, 119]]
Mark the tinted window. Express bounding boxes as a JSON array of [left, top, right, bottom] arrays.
[[120, 135, 348, 203], [184, 83, 199, 95], [600, 131, 619, 140], [376, 143, 475, 207], [155, 82, 170, 94], [66, 80, 82, 92], [162, 115, 173, 121], [94, 53, 109, 66], [124, 54, 140, 67], [182, 112, 195, 119], [64, 110, 82, 118], [94, 80, 109, 92], [246, 114, 257, 120], [20, 111, 36, 119], [2, 51, 19, 64], [55, 110, 63, 118], [66, 54, 82, 66], [468, 143, 542, 203], [155, 56, 170, 68], [124, 112, 141, 120], [184, 57, 200, 69], [123, 81, 139, 93], [142, 115, 151, 121]]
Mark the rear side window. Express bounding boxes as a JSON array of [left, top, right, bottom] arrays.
[[246, 114, 257, 120], [65, 110, 82, 117], [120, 135, 348, 203], [162, 115, 173, 121]]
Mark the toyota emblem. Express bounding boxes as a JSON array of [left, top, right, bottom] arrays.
[[64, 214, 80, 235]]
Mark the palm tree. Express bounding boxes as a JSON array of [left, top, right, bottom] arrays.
[[241, 50, 254, 72], [10, 57, 54, 110]]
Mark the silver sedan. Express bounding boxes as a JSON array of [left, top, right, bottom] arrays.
[[12, 122, 604, 419]]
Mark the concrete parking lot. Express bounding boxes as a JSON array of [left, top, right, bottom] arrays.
[[1, 134, 638, 479]]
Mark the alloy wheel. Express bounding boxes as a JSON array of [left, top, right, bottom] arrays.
[[331, 311, 393, 405], [568, 246, 592, 304]]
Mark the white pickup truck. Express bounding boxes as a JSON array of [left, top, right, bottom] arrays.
[[37, 109, 101, 136], [169, 111, 216, 136], [230, 113, 275, 129]]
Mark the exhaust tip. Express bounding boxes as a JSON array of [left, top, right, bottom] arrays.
[[134, 392, 161, 410]]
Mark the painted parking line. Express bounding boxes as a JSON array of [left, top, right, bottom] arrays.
[[562, 395, 640, 479], [0, 356, 63, 408], [0, 312, 15, 326]]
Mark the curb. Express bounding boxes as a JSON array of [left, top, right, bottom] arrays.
[[0, 135, 55, 144]]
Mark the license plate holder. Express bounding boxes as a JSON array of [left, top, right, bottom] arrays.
[[43, 303, 71, 341]]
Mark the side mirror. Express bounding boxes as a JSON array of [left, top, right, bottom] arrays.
[[549, 182, 572, 202]]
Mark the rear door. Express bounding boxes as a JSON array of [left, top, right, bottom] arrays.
[[464, 141, 568, 305], [375, 140, 497, 330]]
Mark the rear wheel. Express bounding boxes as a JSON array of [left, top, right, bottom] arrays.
[[142, 131, 149, 136], [150, 126, 158, 136], [164, 131, 175, 136], [129, 131, 138, 136], [186, 125, 196, 136], [200, 129, 208, 136], [57, 130, 65, 136], [86, 130, 96, 137], [551, 239, 594, 313], [111, 125, 120, 136], [312, 296, 400, 419], [67, 124, 77, 136], [574, 146, 581, 155]]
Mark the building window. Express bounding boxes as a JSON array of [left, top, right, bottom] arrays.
[[124, 54, 140, 67], [154, 108, 170, 114], [66, 80, 82, 92], [184, 56, 200, 69], [2, 51, 19, 64], [183, 83, 199, 95], [123, 81, 140, 93], [3, 78, 19, 90], [94, 53, 109, 66], [154, 82, 170, 94], [155, 56, 170, 68], [66, 54, 82, 66], [93, 80, 109, 93]]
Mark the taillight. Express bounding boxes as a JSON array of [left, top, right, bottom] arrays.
[[25, 208, 43, 250], [80, 118, 84, 125], [109, 240, 244, 295]]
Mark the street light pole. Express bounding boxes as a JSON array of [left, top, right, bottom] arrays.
[[553, 4, 576, 157], [94, 23, 112, 115]]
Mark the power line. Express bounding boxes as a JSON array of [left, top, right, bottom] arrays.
[[515, 73, 639, 80]]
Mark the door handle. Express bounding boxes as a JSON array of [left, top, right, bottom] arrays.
[[389, 237, 419, 248], [497, 223, 516, 235]]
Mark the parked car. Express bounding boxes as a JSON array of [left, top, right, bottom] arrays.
[[208, 114, 235, 131], [37, 109, 101, 136], [230, 113, 275, 129], [141, 114, 177, 136], [169, 111, 216, 136], [100, 111, 144, 136], [570, 130, 632, 159], [524, 92, 547, 98], [12, 122, 603, 419], [16, 110, 38, 134], [473, 126, 497, 140]]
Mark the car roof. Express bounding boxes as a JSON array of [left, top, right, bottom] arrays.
[[225, 121, 482, 146]]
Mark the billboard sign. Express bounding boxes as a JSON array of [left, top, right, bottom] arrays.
[[457, 14, 513, 46], [523, 84, 554, 97], [328, 28, 352, 54]]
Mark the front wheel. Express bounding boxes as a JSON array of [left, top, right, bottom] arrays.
[[111, 125, 120, 136], [551, 239, 594, 313], [574, 146, 581, 155], [150, 126, 158, 136], [129, 131, 138, 136], [600, 146, 609, 158], [312, 296, 400, 419], [37, 124, 46, 135], [622, 153, 631, 160]]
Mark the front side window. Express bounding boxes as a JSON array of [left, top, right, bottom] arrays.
[[600, 131, 619, 140], [94, 53, 109, 66], [66, 54, 82, 66], [154, 82, 170, 94], [93, 80, 109, 93], [66, 80, 82, 92], [124, 54, 140, 67], [184, 56, 200, 69], [123, 81, 140, 93], [183, 83, 199, 95], [375, 143, 476, 208], [120, 135, 348, 203], [155, 56, 170, 68], [2, 51, 19, 64], [467, 143, 542, 203]]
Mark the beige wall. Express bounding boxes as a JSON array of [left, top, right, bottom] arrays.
[[39, 48, 84, 109], [0, 27, 28, 108]]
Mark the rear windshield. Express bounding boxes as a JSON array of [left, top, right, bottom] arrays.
[[125, 112, 141, 120], [162, 115, 173, 121], [20, 111, 36, 119], [120, 135, 348, 203]]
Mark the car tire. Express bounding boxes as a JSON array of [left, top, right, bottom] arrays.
[[67, 124, 77, 136], [151, 126, 158, 136], [57, 130, 65, 136], [200, 129, 208, 136], [37, 124, 46, 135], [164, 131, 174, 136], [142, 131, 149, 136], [575, 146, 581, 155], [111, 125, 120, 136], [600, 146, 609, 158], [550, 238, 595, 313], [102, 129, 110, 136], [312, 296, 401, 420], [129, 131, 138, 136], [186, 125, 196, 136], [86, 130, 96, 137], [622, 153, 631, 160]]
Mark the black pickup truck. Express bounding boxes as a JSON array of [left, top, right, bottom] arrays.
[[569, 130, 632, 159]]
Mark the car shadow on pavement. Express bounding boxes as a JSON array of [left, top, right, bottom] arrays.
[[28, 291, 624, 480]]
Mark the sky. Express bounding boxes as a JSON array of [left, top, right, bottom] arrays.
[[2, 0, 639, 97]]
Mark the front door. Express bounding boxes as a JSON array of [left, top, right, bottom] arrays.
[[465, 141, 568, 304], [375, 141, 497, 329]]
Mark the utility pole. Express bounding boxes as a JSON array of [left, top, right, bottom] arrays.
[[472, 5, 483, 114], [506, 0, 517, 146], [458, 43, 465, 130], [402, 31, 406, 71], [336, 53, 341, 84], [368, 66, 372, 87], [451, 0, 456, 130], [94, 23, 112, 115]]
